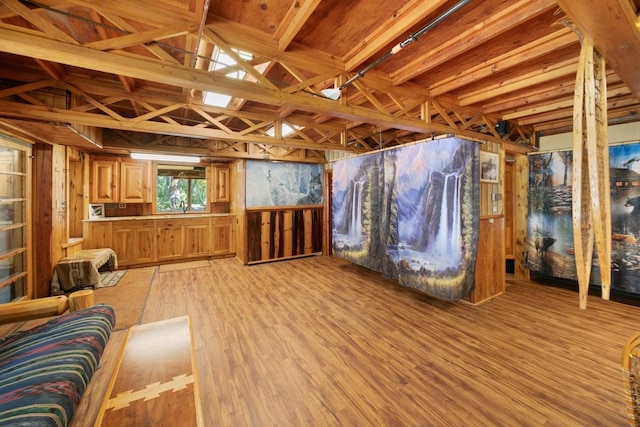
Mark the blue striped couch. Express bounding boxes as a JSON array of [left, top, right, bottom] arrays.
[[0, 304, 115, 426]]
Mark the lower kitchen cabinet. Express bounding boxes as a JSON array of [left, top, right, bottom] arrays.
[[83, 215, 235, 267]]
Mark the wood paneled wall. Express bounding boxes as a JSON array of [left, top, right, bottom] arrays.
[[474, 141, 506, 303], [246, 208, 323, 264], [67, 148, 84, 239], [467, 217, 506, 304], [230, 160, 246, 264], [33, 143, 54, 297]]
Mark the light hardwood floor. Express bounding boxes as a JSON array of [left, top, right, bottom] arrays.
[[75, 255, 640, 426]]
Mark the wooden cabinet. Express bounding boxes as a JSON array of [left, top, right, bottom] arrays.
[[91, 159, 118, 203], [112, 220, 156, 266], [211, 164, 230, 202], [120, 161, 151, 203], [156, 221, 186, 262], [186, 219, 212, 257], [211, 217, 235, 256], [244, 208, 321, 263], [157, 218, 212, 261], [90, 158, 150, 203], [83, 221, 113, 249], [83, 215, 234, 267]]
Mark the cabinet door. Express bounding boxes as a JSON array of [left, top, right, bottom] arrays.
[[211, 217, 235, 255], [112, 225, 134, 266], [120, 161, 150, 203], [113, 221, 156, 266], [134, 224, 156, 264], [212, 165, 230, 202], [157, 223, 185, 261], [185, 219, 211, 257], [91, 159, 118, 203], [82, 222, 113, 249]]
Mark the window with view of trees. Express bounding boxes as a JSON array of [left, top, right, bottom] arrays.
[[156, 165, 208, 213]]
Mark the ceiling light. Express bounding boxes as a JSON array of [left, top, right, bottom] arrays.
[[131, 153, 201, 163]]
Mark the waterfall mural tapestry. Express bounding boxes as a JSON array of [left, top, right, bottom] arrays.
[[526, 142, 640, 296], [332, 136, 480, 300]]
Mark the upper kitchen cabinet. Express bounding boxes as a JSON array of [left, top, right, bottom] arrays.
[[90, 157, 150, 203], [211, 164, 230, 203]]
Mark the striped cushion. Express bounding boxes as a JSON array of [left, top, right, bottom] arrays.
[[0, 304, 115, 426]]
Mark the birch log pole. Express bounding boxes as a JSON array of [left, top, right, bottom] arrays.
[[572, 37, 611, 309]]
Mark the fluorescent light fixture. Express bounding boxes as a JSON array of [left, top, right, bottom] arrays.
[[131, 153, 201, 163]]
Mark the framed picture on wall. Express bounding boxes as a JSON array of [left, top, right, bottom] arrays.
[[480, 151, 499, 183], [88, 204, 105, 219]]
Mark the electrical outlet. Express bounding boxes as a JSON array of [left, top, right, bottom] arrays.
[[118, 203, 126, 208]]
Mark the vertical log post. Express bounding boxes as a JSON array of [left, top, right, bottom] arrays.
[[572, 37, 611, 309]]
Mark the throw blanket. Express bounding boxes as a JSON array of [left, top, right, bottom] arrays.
[[0, 304, 115, 426], [51, 249, 118, 294]]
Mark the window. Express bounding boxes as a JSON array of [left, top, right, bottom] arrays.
[[203, 48, 253, 108], [156, 165, 208, 213], [0, 139, 30, 302], [265, 123, 302, 138]]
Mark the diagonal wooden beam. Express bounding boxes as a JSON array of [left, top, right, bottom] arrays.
[[3, 0, 79, 45], [202, 28, 277, 90], [96, 11, 182, 64], [83, 23, 198, 51]]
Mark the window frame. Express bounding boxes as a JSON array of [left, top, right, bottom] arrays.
[[151, 162, 210, 215]]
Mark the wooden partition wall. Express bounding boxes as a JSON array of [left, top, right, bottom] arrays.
[[245, 208, 323, 264]]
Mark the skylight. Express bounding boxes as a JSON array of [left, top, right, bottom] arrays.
[[202, 48, 253, 108], [266, 123, 302, 138]]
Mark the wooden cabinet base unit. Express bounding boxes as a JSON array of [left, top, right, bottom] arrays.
[[83, 215, 235, 267], [245, 208, 322, 264], [112, 220, 156, 266]]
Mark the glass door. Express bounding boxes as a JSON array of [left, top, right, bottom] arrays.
[[0, 139, 31, 303]]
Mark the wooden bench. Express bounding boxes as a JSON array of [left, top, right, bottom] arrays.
[[94, 316, 204, 426], [51, 248, 117, 294]]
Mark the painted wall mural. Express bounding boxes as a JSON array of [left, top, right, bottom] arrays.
[[246, 161, 323, 207], [332, 136, 480, 300], [527, 142, 640, 295]]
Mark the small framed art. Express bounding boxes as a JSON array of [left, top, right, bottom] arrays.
[[480, 151, 499, 183], [89, 204, 105, 219]]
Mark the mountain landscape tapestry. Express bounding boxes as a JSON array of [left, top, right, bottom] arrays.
[[246, 160, 323, 207], [527, 143, 640, 296], [332, 136, 480, 300]]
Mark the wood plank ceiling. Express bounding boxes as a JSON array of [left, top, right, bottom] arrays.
[[0, 0, 638, 162]]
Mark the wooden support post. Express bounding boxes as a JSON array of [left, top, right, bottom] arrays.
[[572, 37, 611, 309], [69, 289, 94, 312]]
